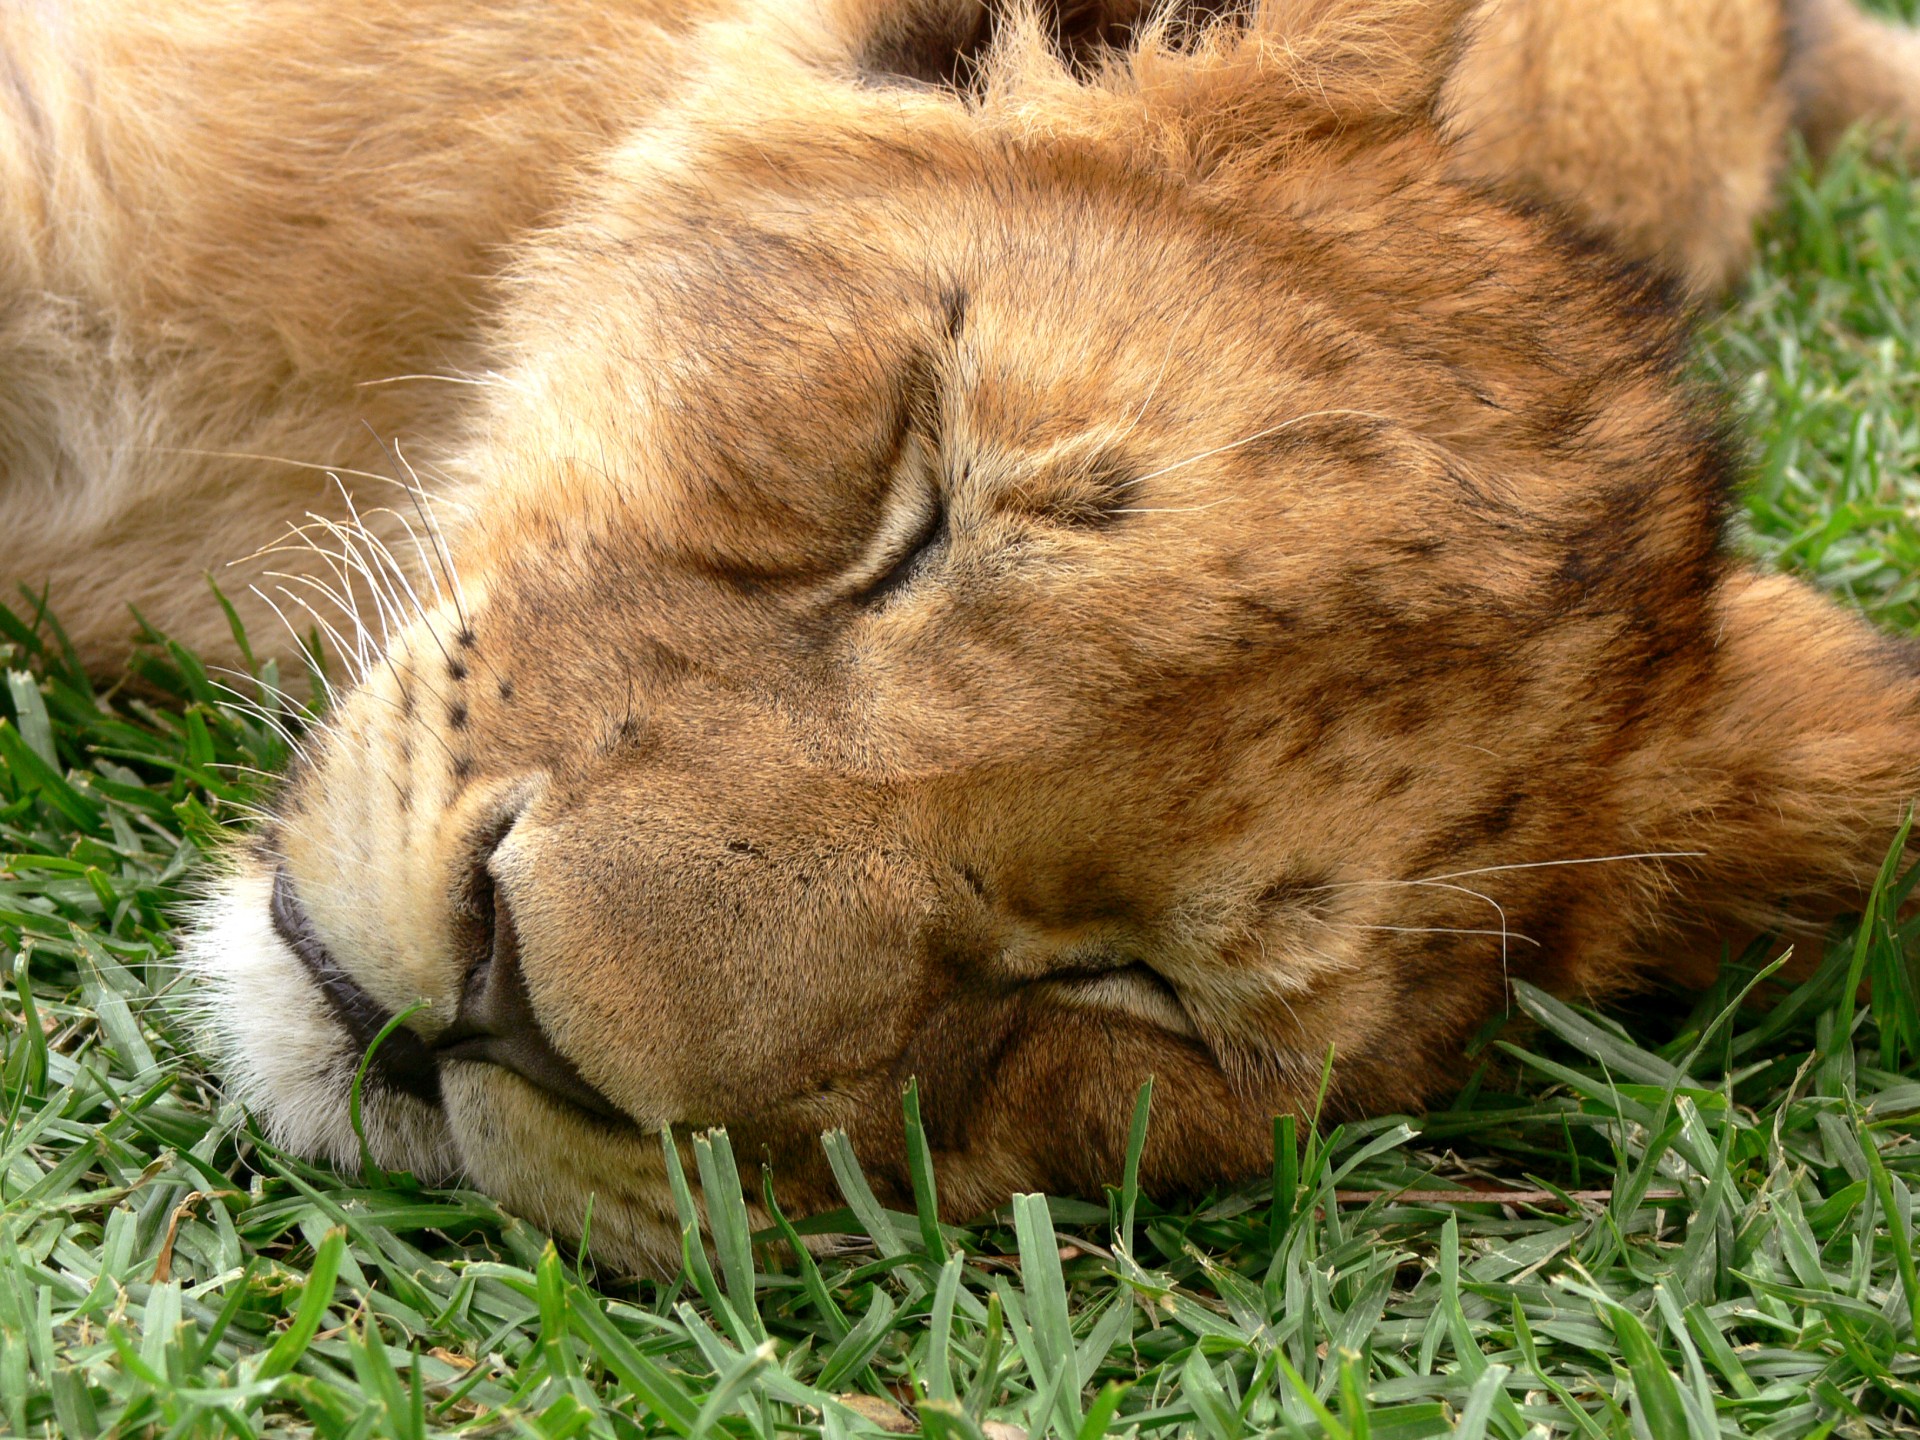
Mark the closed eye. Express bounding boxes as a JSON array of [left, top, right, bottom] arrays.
[[855, 337, 954, 606], [856, 480, 947, 606], [1047, 962, 1198, 1039]]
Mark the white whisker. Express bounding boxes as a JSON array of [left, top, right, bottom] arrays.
[[354, 372, 497, 389], [392, 440, 472, 637], [153, 447, 415, 494], [1339, 923, 1540, 947], [322, 482, 407, 648], [263, 569, 376, 676], [270, 584, 369, 687], [1419, 852, 1705, 885], [206, 678, 312, 765], [1314, 876, 1516, 1001], [1111, 500, 1236, 514], [259, 520, 379, 674], [1117, 408, 1397, 491], [248, 585, 343, 703]]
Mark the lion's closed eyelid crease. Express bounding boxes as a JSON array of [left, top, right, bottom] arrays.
[[858, 486, 950, 604]]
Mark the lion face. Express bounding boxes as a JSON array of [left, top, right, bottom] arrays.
[[184, 0, 1920, 1269]]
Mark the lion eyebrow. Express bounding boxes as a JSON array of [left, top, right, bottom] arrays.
[[876, 336, 951, 488]]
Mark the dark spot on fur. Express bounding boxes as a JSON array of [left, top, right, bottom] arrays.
[[498, 677, 515, 702], [397, 785, 413, 813], [961, 865, 989, 902], [1877, 632, 1920, 679], [448, 702, 469, 730], [457, 628, 477, 649], [448, 659, 469, 682], [452, 755, 473, 782], [726, 839, 762, 857], [1385, 694, 1433, 736], [1311, 754, 1355, 789], [1378, 765, 1419, 797], [1469, 785, 1527, 839], [942, 287, 969, 340], [1406, 783, 1531, 873], [1267, 693, 1339, 764], [1233, 596, 1301, 635], [1255, 869, 1333, 916]]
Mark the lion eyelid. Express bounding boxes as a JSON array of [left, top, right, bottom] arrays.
[[855, 484, 949, 606], [850, 352, 953, 605]]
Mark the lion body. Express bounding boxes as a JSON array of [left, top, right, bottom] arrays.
[[0, 0, 724, 662], [4, 0, 1920, 1267]]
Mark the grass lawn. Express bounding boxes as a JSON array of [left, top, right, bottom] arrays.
[[8, 108, 1920, 1440]]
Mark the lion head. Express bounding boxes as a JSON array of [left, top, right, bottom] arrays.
[[184, 0, 1920, 1269]]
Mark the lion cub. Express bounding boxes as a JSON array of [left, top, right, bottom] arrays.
[[4, 0, 1920, 1266]]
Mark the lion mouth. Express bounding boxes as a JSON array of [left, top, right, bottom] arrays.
[[434, 868, 631, 1124], [270, 867, 444, 1105], [269, 866, 628, 1125]]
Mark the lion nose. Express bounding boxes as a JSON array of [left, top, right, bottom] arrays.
[[434, 878, 627, 1122]]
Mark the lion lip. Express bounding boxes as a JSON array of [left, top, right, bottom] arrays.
[[269, 868, 443, 1106], [435, 1031, 630, 1124]]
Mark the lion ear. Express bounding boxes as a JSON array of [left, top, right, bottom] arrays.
[[836, 0, 1472, 116], [841, 0, 1191, 87], [1124, 0, 1479, 153]]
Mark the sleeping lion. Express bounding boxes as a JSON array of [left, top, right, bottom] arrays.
[[5, 0, 1920, 1267]]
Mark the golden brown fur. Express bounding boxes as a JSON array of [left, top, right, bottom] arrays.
[[1443, 0, 1792, 291], [4, 0, 1918, 1269]]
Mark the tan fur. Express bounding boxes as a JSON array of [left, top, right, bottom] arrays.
[[1789, 0, 1920, 159], [3, 0, 1918, 1270], [1444, 0, 1792, 291], [0, 0, 725, 665]]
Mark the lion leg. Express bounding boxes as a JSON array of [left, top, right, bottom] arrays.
[[1617, 571, 1920, 977], [1787, 0, 1920, 159], [1441, 0, 1792, 294]]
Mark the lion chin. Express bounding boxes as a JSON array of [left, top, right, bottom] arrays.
[[3, 0, 1919, 1272]]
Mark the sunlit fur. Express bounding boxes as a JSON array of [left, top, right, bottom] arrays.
[[11, 0, 1920, 1270]]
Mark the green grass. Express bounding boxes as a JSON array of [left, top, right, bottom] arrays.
[[7, 138, 1920, 1440]]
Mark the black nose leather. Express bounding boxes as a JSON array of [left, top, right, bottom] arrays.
[[434, 879, 626, 1123], [270, 868, 443, 1106]]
